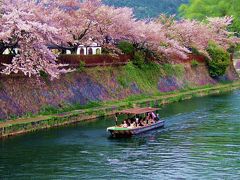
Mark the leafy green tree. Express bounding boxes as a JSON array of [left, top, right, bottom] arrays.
[[206, 43, 230, 77], [117, 41, 134, 55], [179, 0, 240, 34], [133, 51, 145, 68], [104, 0, 188, 18]]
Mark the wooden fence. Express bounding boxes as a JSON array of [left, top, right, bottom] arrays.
[[0, 53, 210, 71], [172, 54, 206, 63], [58, 54, 131, 67], [0, 54, 131, 70]]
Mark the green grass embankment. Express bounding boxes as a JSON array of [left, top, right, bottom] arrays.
[[1, 81, 240, 138], [86, 62, 185, 94]]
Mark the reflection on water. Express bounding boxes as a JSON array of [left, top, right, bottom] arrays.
[[1, 91, 240, 179]]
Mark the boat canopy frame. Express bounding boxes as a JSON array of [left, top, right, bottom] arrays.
[[117, 107, 160, 115]]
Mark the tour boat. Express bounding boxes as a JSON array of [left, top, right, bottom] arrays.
[[107, 107, 165, 138]]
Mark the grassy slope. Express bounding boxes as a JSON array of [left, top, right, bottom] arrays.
[[85, 62, 185, 95]]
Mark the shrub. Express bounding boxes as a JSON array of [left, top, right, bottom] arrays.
[[77, 60, 86, 72], [117, 41, 134, 54], [191, 59, 199, 67], [40, 105, 59, 115], [234, 50, 240, 59], [132, 51, 145, 68], [39, 70, 49, 79], [191, 47, 201, 55], [206, 43, 230, 77]]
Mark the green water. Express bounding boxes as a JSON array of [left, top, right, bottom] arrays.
[[1, 91, 240, 179]]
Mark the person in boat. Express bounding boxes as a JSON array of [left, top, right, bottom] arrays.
[[128, 120, 137, 129], [127, 119, 132, 126], [148, 113, 155, 125], [150, 112, 157, 121], [121, 120, 128, 128], [135, 117, 143, 127], [135, 117, 139, 126], [142, 117, 148, 126], [137, 117, 144, 127], [141, 118, 147, 126], [146, 113, 150, 122]]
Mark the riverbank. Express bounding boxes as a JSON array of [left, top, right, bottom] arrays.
[[0, 59, 238, 120], [1, 81, 240, 138]]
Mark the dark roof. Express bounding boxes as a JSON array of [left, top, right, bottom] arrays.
[[118, 107, 159, 115]]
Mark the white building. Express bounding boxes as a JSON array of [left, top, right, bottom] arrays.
[[76, 43, 102, 55], [3, 48, 20, 55], [2, 43, 102, 55]]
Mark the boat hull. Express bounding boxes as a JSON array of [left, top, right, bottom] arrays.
[[107, 120, 165, 138]]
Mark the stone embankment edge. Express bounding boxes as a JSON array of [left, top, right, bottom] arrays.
[[1, 81, 240, 138]]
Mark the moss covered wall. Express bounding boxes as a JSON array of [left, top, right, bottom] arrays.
[[0, 61, 238, 120]]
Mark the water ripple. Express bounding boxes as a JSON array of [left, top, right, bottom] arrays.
[[1, 91, 240, 179]]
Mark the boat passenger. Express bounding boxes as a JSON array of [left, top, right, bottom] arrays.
[[121, 120, 128, 128], [149, 119, 155, 125], [136, 118, 143, 127], [138, 119, 145, 127], [129, 121, 137, 129], [148, 114, 155, 124], [127, 119, 132, 126], [151, 112, 157, 120], [136, 117, 139, 126], [142, 117, 148, 126]]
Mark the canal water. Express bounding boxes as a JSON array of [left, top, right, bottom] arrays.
[[1, 91, 240, 179]]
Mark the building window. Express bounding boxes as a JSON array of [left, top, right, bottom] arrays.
[[80, 48, 85, 55], [88, 48, 93, 55], [96, 48, 101, 55], [66, 50, 71, 54]]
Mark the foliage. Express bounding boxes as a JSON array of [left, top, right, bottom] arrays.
[[191, 47, 201, 55], [116, 62, 184, 93], [117, 41, 134, 54], [103, 0, 188, 18], [132, 51, 145, 68], [77, 61, 86, 72], [234, 51, 240, 59], [169, 16, 239, 59], [40, 101, 101, 116], [191, 59, 199, 67], [0, 1, 72, 80], [206, 43, 230, 77], [179, 0, 240, 34], [117, 62, 162, 93], [39, 70, 49, 79], [162, 64, 185, 77]]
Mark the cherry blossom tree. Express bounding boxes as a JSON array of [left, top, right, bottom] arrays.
[[0, 0, 72, 79], [207, 16, 240, 50], [168, 16, 240, 58], [39, 0, 103, 50]]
